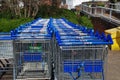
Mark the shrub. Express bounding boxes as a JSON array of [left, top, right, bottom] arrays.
[[0, 18, 33, 32], [35, 5, 79, 24], [0, 9, 14, 19], [78, 16, 93, 28]]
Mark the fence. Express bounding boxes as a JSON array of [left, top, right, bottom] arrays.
[[81, 4, 120, 25]]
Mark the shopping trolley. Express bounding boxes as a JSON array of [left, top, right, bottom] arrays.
[[12, 18, 53, 80], [52, 19, 113, 80]]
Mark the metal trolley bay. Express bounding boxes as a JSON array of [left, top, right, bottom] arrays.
[[0, 18, 113, 80]]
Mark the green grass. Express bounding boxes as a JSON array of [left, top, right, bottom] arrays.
[[0, 18, 33, 32]]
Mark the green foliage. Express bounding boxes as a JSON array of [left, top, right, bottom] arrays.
[[0, 9, 13, 19], [0, 18, 33, 32], [36, 5, 94, 28], [35, 5, 78, 24], [78, 16, 93, 29], [0, 5, 94, 32]]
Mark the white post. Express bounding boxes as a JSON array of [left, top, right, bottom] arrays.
[[101, 8, 104, 15], [84, 5, 85, 12], [95, 8, 97, 14], [82, 5, 83, 11], [89, 7, 91, 14], [87, 7, 89, 13], [109, 9, 112, 19], [90, 7, 92, 14], [85, 6, 87, 11], [81, 4, 83, 11], [82, 5, 84, 11]]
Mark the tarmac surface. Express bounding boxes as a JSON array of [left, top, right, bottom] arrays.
[[107, 50, 120, 80]]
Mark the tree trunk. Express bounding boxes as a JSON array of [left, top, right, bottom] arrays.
[[24, 0, 27, 18], [28, 0, 32, 17], [32, 3, 39, 18]]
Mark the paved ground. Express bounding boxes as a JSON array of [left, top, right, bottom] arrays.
[[107, 50, 120, 80]]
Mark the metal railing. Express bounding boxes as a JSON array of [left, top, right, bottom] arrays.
[[81, 4, 120, 25], [107, 3, 120, 10]]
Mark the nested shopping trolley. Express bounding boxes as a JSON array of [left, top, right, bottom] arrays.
[[0, 33, 14, 80], [12, 18, 53, 80], [53, 19, 113, 80]]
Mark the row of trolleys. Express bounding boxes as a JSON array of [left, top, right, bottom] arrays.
[[0, 18, 113, 80]]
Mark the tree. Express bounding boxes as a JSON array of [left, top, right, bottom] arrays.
[[52, 0, 61, 7], [19, 0, 39, 18], [1, 0, 63, 18], [2, 0, 39, 18]]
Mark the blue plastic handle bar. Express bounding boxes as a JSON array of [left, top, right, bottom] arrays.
[[56, 33, 109, 43], [0, 36, 12, 40], [57, 33, 81, 36], [59, 39, 103, 43], [58, 36, 97, 39], [58, 35, 108, 40], [57, 37, 98, 41], [0, 32, 10, 35], [55, 34, 95, 39], [15, 37, 51, 40], [57, 38, 103, 42], [16, 34, 51, 37], [59, 41, 112, 46], [31, 26, 43, 28]]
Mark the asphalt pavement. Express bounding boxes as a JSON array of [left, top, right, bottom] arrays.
[[107, 50, 120, 80]]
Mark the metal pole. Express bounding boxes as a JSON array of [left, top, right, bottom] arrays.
[[13, 41, 16, 80], [13, 54, 16, 80], [13, 63, 16, 80]]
